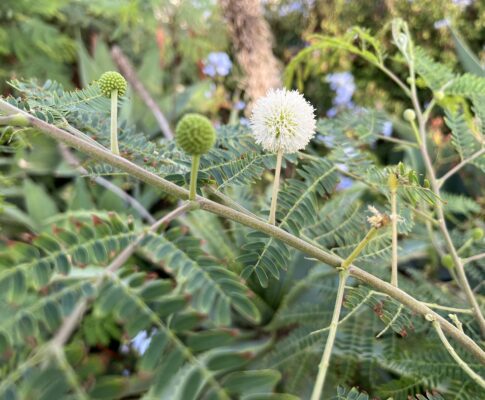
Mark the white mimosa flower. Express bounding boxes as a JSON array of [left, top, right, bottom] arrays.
[[250, 88, 316, 153]]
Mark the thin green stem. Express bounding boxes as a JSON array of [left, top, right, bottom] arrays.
[[59, 144, 155, 224], [268, 149, 283, 225], [376, 304, 403, 338], [311, 270, 349, 400], [341, 227, 378, 270], [189, 154, 201, 201], [431, 319, 485, 389], [110, 89, 119, 155], [464, 253, 485, 264], [0, 99, 483, 363], [389, 173, 399, 287], [417, 120, 485, 336], [423, 303, 474, 315], [311, 289, 377, 335], [375, 134, 419, 148], [368, 290, 474, 314], [0, 113, 29, 126], [457, 238, 474, 255], [312, 224, 383, 399], [409, 118, 422, 145], [204, 185, 261, 219], [52, 348, 89, 400], [404, 40, 485, 336], [0, 352, 43, 395], [412, 207, 438, 227], [437, 148, 485, 188], [376, 62, 412, 98]]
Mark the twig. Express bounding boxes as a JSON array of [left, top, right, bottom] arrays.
[[418, 121, 485, 336], [375, 134, 419, 148], [437, 148, 485, 188], [370, 290, 474, 314], [59, 144, 156, 224], [1, 99, 483, 363], [422, 303, 474, 315], [464, 253, 485, 265], [429, 316, 485, 389], [110, 45, 174, 139], [63, 123, 107, 150], [405, 44, 485, 336]]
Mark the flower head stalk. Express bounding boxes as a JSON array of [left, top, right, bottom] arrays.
[[98, 71, 127, 155], [175, 114, 216, 200], [250, 88, 316, 224]]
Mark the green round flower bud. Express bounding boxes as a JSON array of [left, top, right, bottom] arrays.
[[441, 254, 454, 269], [403, 109, 416, 122], [472, 228, 484, 241], [175, 114, 216, 155], [434, 90, 445, 101], [98, 71, 127, 97]]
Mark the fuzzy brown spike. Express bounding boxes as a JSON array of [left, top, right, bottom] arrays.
[[219, 0, 282, 109]]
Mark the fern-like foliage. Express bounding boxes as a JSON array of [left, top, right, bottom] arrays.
[[239, 159, 338, 286], [414, 46, 455, 91], [445, 109, 485, 173], [0, 211, 293, 399], [336, 386, 446, 400]]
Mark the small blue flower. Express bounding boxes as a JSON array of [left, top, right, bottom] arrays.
[[277, 0, 315, 17], [203, 52, 232, 77], [434, 18, 450, 29], [235, 100, 246, 110], [326, 71, 356, 116], [326, 107, 338, 118], [131, 330, 155, 355], [240, 117, 250, 126], [337, 176, 354, 191], [382, 121, 393, 137], [452, 0, 473, 8]]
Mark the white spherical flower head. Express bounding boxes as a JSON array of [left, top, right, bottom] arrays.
[[250, 88, 316, 153]]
